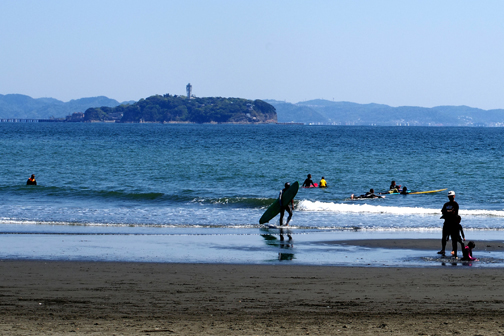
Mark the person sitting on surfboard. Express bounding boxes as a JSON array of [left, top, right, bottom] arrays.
[[351, 189, 384, 199], [302, 174, 316, 188], [319, 177, 327, 188], [279, 182, 294, 226], [26, 174, 37, 185], [389, 181, 400, 193]]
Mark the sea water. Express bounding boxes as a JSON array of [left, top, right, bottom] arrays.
[[1, 123, 503, 266]]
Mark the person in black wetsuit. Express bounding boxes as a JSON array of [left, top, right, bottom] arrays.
[[437, 190, 459, 257], [279, 182, 295, 226], [351, 189, 385, 199], [389, 181, 399, 193], [26, 174, 37, 185], [400, 186, 409, 194], [302, 174, 315, 188]]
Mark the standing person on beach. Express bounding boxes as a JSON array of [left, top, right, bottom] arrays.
[[449, 216, 465, 258], [302, 174, 315, 188], [438, 190, 459, 257], [26, 174, 37, 185], [279, 182, 294, 226]]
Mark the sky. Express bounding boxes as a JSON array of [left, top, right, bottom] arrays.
[[1, 1, 504, 109]]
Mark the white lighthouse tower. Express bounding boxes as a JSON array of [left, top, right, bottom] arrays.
[[186, 83, 192, 99]]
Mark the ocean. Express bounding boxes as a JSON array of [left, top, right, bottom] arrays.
[[1, 123, 503, 265]]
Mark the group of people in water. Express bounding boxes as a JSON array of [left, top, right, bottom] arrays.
[[284, 177, 413, 215], [351, 181, 408, 199], [301, 174, 326, 188], [279, 176, 477, 261]]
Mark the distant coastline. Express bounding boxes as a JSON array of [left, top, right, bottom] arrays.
[[3, 93, 504, 126], [0, 118, 276, 124], [266, 99, 504, 127]]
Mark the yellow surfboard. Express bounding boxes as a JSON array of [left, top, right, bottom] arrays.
[[408, 188, 447, 195]]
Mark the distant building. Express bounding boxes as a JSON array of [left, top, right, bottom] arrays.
[[186, 83, 192, 99], [66, 112, 85, 122]]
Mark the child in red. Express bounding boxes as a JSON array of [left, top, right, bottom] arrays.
[[461, 241, 477, 261]]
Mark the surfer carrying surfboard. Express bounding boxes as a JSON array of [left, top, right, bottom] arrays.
[[279, 182, 295, 226]]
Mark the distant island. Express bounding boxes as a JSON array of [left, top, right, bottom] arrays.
[[0, 93, 276, 124], [83, 95, 277, 123]]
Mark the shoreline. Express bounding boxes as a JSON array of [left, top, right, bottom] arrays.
[[1, 260, 504, 335], [2, 231, 504, 267], [323, 238, 504, 251]]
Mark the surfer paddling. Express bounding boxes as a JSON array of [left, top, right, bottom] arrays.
[[351, 189, 385, 199], [279, 182, 295, 226]]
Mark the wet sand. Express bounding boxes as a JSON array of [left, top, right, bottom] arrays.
[[325, 238, 504, 251], [1, 247, 504, 335]]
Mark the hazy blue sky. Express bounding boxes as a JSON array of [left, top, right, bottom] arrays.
[[1, 1, 503, 109]]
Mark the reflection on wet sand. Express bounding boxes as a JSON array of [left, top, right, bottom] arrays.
[[261, 228, 295, 261]]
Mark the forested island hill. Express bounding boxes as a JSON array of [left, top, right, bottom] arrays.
[[84, 95, 277, 123]]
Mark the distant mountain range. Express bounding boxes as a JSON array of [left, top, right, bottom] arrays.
[[266, 99, 504, 126], [0, 94, 134, 119], [3, 94, 504, 126]]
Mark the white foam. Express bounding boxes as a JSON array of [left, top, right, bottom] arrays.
[[296, 200, 504, 217]]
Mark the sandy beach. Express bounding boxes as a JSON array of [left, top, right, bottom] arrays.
[[1, 239, 504, 335]]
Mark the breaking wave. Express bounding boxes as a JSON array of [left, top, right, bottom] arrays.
[[297, 200, 504, 217]]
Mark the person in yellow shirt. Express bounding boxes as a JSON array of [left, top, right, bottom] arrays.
[[319, 177, 327, 188]]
